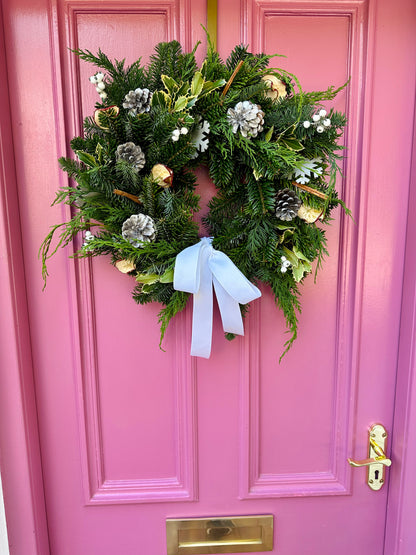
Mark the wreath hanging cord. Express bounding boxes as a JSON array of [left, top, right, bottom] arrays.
[[40, 39, 349, 360]]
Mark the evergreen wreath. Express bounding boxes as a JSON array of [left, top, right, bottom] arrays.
[[40, 38, 349, 359]]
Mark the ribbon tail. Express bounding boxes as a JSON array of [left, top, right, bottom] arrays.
[[189, 242, 214, 358], [213, 276, 244, 335], [209, 251, 261, 305], [190, 279, 213, 358]]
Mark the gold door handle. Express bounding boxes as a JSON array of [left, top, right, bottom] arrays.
[[348, 437, 392, 467], [348, 456, 392, 467], [347, 424, 391, 490]]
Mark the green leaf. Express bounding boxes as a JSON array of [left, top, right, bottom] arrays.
[[292, 261, 312, 282], [280, 137, 304, 151], [278, 228, 294, 244], [174, 95, 188, 111], [95, 143, 104, 163], [186, 97, 198, 108], [276, 224, 295, 231], [135, 273, 160, 285], [303, 261, 312, 274], [292, 263, 305, 282], [76, 151, 98, 167], [136, 268, 174, 285], [151, 90, 171, 110], [161, 74, 178, 94], [160, 268, 174, 283], [265, 126, 274, 142], [200, 78, 226, 95], [282, 247, 299, 267], [200, 59, 207, 77], [190, 71, 204, 96], [177, 82, 189, 96], [293, 246, 311, 262]]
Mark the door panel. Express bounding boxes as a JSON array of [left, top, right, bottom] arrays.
[[58, 0, 202, 508], [235, 1, 358, 502], [2, 0, 416, 553]]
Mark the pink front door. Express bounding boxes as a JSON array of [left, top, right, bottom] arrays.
[[1, 0, 416, 554]]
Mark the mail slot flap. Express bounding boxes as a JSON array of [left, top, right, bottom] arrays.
[[166, 515, 273, 554]]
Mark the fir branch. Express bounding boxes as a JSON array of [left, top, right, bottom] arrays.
[[294, 80, 349, 105], [58, 156, 83, 180], [39, 211, 86, 287], [146, 41, 184, 90], [72, 48, 124, 78], [157, 290, 190, 348]]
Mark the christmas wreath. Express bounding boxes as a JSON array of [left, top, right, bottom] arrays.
[[40, 39, 349, 359]]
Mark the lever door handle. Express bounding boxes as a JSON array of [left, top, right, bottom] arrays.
[[347, 424, 391, 490], [348, 456, 392, 467], [348, 436, 391, 467]]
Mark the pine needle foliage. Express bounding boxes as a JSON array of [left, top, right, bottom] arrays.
[[41, 38, 348, 361]]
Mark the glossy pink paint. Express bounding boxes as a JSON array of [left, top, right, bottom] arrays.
[[0, 4, 49, 553], [385, 79, 416, 555], [0, 0, 415, 554]]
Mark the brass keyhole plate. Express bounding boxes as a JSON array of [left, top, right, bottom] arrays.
[[368, 424, 388, 491]]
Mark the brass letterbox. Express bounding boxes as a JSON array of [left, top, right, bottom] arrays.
[[166, 515, 273, 554]]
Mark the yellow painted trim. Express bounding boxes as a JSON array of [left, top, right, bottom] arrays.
[[207, 0, 217, 51]]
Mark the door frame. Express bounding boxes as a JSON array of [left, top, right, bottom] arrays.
[[0, 3, 49, 553], [384, 106, 416, 555], [0, 4, 416, 555]]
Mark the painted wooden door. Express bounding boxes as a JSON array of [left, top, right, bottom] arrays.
[[1, 0, 415, 553]]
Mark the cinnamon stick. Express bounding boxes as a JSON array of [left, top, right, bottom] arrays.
[[113, 189, 142, 204], [222, 60, 244, 97], [292, 182, 328, 201]]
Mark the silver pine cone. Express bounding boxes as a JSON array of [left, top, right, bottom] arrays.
[[227, 100, 265, 138], [123, 88, 152, 116], [116, 142, 146, 171], [122, 214, 156, 247], [275, 189, 302, 221]]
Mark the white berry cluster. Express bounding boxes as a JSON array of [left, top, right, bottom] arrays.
[[89, 72, 107, 101], [83, 230, 95, 250], [171, 126, 189, 142], [280, 255, 291, 273], [303, 109, 331, 134]]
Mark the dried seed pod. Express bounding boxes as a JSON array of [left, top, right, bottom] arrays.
[[297, 204, 324, 223], [151, 164, 173, 188], [262, 74, 287, 101], [94, 105, 120, 130], [115, 259, 136, 273]]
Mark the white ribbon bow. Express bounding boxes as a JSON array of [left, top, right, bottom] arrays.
[[173, 237, 261, 358]]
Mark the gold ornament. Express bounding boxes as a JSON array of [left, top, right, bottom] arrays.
[[262, 75, 287, 101], [115, 259, 136, 273], [150, 164, 173, 188], [297, 204, 323, 223]]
